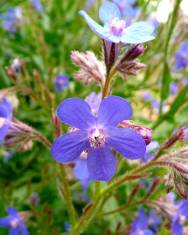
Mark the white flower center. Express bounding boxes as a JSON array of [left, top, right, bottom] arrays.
[[179, 214, 186, 223], [0, 117, 6, 128], [137, 229, 144, 235], [56, 79, 64, 85], [80, 150, 88, 159], [88, 127, 106, 148], [10, 218, 20, 229], [109, 18, 126, 36]]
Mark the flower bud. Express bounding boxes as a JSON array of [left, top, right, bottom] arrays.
[[71, 51, 106, 85], [4, 119, 34, 152], [122, 44, 145, 61], [118, 120, 152, 145], [103, 40, 119, 74], [116, 44, 145, 79]]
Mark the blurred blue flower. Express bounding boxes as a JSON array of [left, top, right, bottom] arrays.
[[3, 151, 13, 163], [112, 0, 139, 19], [148, 209, 161, 233], [74, 155, 91, 190], [176, 42, 188, 71], [148, 15, 159, 34], [0, 98, 12, 142], [64, 221, 71, 232], [80, 1, 155, 44], [182, 128, 188, 142], [1, 8, 23, 33], [54, 74, 69, 93], [51, 96, 146, 181], [170, 82, 179, 95], [0, 207, 28, 235], [131, 208, 160, 235], [31, 0, 43, 12], [171, 200, 188, 235], [141, 141, 159, 163], [85, 0, 96, 9]]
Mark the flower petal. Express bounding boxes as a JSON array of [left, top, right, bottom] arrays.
[[87, 147, 116, 181], [74, 158, 90, 190], [7, 207, 18, 216], [171, 220, 183, 235], [107, 127, 146, 159], [79, 10, 120, 43], [0, 120, 10, 142], [20, 223, 29, 235], [10, 228, 19, 235], [0, 217, 11, 228], [98, 96, 132, 126], [122, 22, 155, 44], [99, 1, 121, 25], [57, 98, 95, 129], [51, 131, 88, 163]]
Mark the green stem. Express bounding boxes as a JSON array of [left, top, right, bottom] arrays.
[[58, 165, 78, 226], [159, 0, 182, 114], [101, 161, 156, 197], [102, 67, 117, 98], [69, 197, 105, 235], [93, 182, 101, 200], [69, 161, 158, 234]]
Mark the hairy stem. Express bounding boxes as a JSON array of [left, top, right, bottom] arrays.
[[58, 165, 78, 226]]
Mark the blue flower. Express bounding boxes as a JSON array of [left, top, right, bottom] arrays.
[[85, 0, 96, 9], [85, 92, 102, 115], [3, 151, 13, 163], [31, 0, 43, 12], [0, 98, 12, 142], [176, 42, 188, 71], [0, 207, 29, 235], [170, 82, 179, 95], [54, 74, 69, 93], [141, 141, 159, 163], [1, 8, 23, 33], [112, 0, 139, 19], [171, 200, 188, 235], [51, 96, 146, 181], [74, 155, 91, 190], [182, 128, 188, 142], [131, 208, 160, 235], [80, 1, 155, 44]]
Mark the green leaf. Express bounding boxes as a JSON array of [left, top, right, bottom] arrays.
[[161, 61, 172, 101], [167, 85, 188, 116]]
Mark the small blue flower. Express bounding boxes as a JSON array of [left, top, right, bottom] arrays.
[[171, 200, 188, 235], [31, 0, 43, 12], [85, 0, 96, 9], [148, 209, 161, 233], [131, 208, 159, 235], [176, 42, 188, 71], [141, 141, 159, 163], [0, 207, 29, 235], [80, 1, 155, 44], [112, 0, 139, 20], [0, 98, 12, 142], [51, 96, 146, 181], [170, 82, 179, 95], [3, 151, 13, 163], [1, 8, 23, 33], [54, 74, 69, 93]]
